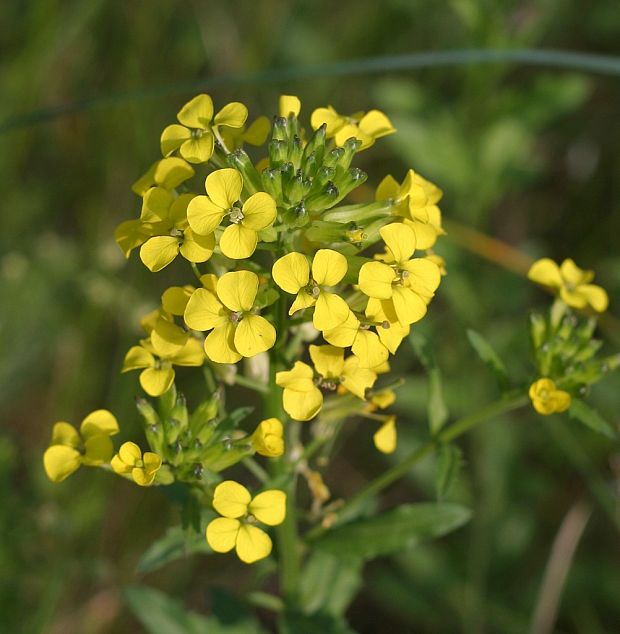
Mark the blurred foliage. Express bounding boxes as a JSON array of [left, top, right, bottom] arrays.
[[1, 0, 619, 632]]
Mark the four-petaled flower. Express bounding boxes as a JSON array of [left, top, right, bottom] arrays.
[[310, 105, 395, 149], [206, 481, 286, 564], [184, 270, 276, 364], [272, 249, 351, 331], [43, 410, 119, 483], [251, 418, 284, 457], [111, 442, 162, 486], [187, 168, 277, 259], [358, 223, 440, 326], [528, 258, 608, 313], [528, 378, 571, 415], [160, 94, 248, 163]]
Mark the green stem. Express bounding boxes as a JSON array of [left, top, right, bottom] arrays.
[[243, 457, 269, 483], [234, 374, 269, 394], [306, 390, 528, 541]]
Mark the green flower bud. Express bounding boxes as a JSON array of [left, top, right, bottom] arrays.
[[227, 148, 262, 194]]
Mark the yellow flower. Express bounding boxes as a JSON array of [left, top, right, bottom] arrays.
[[529, 378, 571, 415], [358, 223, 441, 326], [184, 270, 276, 364], [279, 95, 301, 117], [527, 258, 609, 313], [160, 94, 248, 163], [323, 310, 389, 369], [122, 322, 205, 396], [206, 481, 286, 564], [160, 274, 217, 316], [187, 168, 277, 259], [310, 105, 395, 149], [276, 346, 377, 421], [251, 418, 284, 457], [373, 415, 397, 454], [272, 249, 350, 331], [43, 410, 119, 483], [364, 388, 396, 413], [364, 297, 410, 354], [136, 191, 215, 272], [111, 441, 162, 486], [131, 157, 195, 196], [376, 170, 444, 250]]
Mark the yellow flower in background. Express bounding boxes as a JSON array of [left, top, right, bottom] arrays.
[[251, 418, 284, 457], [528, 258, 609, 313], [358, 223, 441, 327], [275, 361, 323, 421], [43, 410, 119, 483], [136, 191, 215, 272], [279, 95, 301, 117], [206, 481, 286, 564], [160, 94, 248, 163], [122, 324, 204, 396], [272, 249, 350, 331], [310, 105, 395, 149], [376, 170, 444, 250], [161, 274, 218, 316], [373, 415, 397, 454], [131, 157, 195, 196], [111, 442, 162, 486], [529, 378, 571, 415], [187, 168, 277, 259], [184, 270, 276, 364]]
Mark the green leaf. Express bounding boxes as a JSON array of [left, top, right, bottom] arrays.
[[298, 551, 363, 617], [136, 524, 212, 575], [409, 332, 449, 434], [210, 587, 268, 634], [435, 444, 463, 500], [124, 585, 212, 634], [466, 329, 509, 390], [254, 287, 280, 310], [569, 398, 617, 439], [212, 406, 255, 441], [281, 608, 357, 634], [313, 503, 471, 560]]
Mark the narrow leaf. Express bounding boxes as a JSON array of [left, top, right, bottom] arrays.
[[569, 398, 617, 439], [466, 329, 509, 390], [409, 332, 449, 434], [435, 444, 463, 500]]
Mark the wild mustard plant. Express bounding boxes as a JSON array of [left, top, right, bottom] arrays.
[[43, 93, 618, 625]]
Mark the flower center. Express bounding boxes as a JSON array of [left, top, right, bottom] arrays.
[[229, 205, 245, 224], [306, 281, 321, 298], [230, 311, 244, 324], [190, 128, 203, 139]]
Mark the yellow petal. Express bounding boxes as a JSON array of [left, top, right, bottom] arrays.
[[358, 261, 395, 299], [50, 422, 80, 448], [323, 311, 359, 348], [335, 123, 370, 148], [111, 453, 131, 475], [82, 434, 114, 465], [358, 109, 396, 140], [143, 452, 162, 473], [43, 445, 81, 482], [205, 324, 242, 364], [376, 318, 409, 354], [341, 356, 376, 399], [177, 94, 214, 128], [282, 386, 323, 421], [313, 292, 350, 331], [236, 524, 272, 564], [206, 517, 240, 553], [289, 291, 316, 315], [170, 337, 205, 366], [577, 284, 609, 312], [139, 366, 175, 396], [310, 106, 344, 135], [251, 418, 284, 457], [140, 187, 173, 222], [122, 345, 155, 372], [312, 249, 347, 286], [275, 361, 314, 390], [214, 102, 248, 128], [242, 116, 270, 145], [241, 192, 277, 230], [200, 273, 218, 294], [249, 490, 286, 526], [309, 344, 344, 379], [161, 286, 194, 316], [179, 134, 214, 164], [151, 319, 188, 358], [220, 224, 258, 259], [217, 270, 259, 312], [375, 174, 400, 201], [160, 124, 191, 156], [132, 466, 156, 486], [114, 219, 152, 257], [402, 258, 441, 301], [403, 218, 439, 250], [392, 287, 427, 326], [279, 95, 301, 117], [234, 314, 276, 357], [527, 258, 562, 289], [213, 480, 251, 518], [119, 441, 142, 466], [373, 417, 397, 454], [206, 168, 243, 209], [184, 288, 227, 331], [380, 223, 416, 265], [139, 236, 179, 272], [152, 157, 195, 190], [179, 228, 215, 263], [560, 288, 588, 309], [352, 330, 389, 369], [80, 410, 119, 439], [187, 195, 225, 235], [272, 252, 310, 294], [560, 258, 592, 286]]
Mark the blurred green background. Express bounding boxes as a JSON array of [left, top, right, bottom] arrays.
[[1, 1, 619, 632]]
